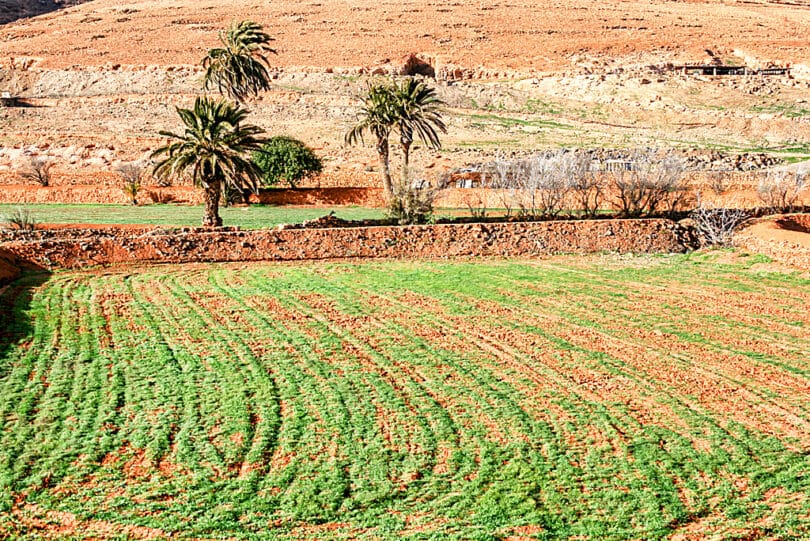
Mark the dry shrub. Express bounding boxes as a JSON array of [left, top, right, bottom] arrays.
[[610, 152, 689, 217], [2, 207, 37, 231], [18, 156, 53, 187], [757, 170, 806, 211], [388, 170, 445, 225], [690, 203, 751, 247], [707, 171, 732, 196], [117, 162, 145, 205]]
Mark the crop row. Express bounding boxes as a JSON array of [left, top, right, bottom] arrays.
[[0, 255, 808, 539]]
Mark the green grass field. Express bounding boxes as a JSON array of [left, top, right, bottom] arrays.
[[0, 204, 385, 229], [0, 253, 809, 539]]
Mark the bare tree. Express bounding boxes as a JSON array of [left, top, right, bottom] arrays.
[[690, 203, 750, 247], [513, 158, 536, 216], [486, 151, 588, 218], [116, 162, 145, 205], [611, 151, 688, 217], [568, 158, 603, 218], [18, 156, 53, 187], [757, 170, 806, 211], [490, 157, 519, 218], [524, 153, 573, 217], [611, 165, 644, 217], [463, 169, 489, 218], [461, 190, 488, 219], [663, 172, 695, 216]]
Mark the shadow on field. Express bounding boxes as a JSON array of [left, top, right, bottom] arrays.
[[0, 269, 50, 375], [0, 0, 92, 25]]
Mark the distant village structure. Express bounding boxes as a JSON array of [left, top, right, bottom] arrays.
[[674, 65, 790, 76]]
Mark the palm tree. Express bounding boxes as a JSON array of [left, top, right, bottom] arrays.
[[152, 97, 266, 226], [202, 20, 276, 103], [393, 78, 446, 173], [345, 79, 447, 198], [345, 83, 398, 197]]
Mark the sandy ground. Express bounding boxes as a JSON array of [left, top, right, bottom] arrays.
[[735, 214, 810, 268], [745, 215, 810, 248]]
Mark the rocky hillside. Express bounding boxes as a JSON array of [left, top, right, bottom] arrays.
[[2, 0, 810, 71], [0, 0, 90, 25], [1, 0, 810, 187]]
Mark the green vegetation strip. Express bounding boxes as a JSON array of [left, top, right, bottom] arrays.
[[0, 204, 385, 229], [0, 253, 809, 540]]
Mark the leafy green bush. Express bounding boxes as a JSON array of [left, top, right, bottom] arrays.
[[252, 136, 323, 188]]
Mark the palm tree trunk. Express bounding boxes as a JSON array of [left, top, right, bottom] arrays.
[[401, 140, 412, 180], [202, 180, 223, 227], [376, 137, 393, 199]]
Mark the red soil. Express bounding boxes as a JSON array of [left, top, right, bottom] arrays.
[[1, 219, 691, 270], [735, 213, 810, 268], [3, 0, 809, 71], [0, 248, 20, 286]]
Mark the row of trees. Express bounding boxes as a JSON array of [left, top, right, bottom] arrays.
[[478, 151, 690, 218], [147, 19, 447, 226], [19, 19, 806, 228], [465, 150, 807, 219], [345, 79, 446, 198], [151, 21, 273, 226]]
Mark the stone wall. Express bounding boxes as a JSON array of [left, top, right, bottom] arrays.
[[0, 169, 379, 189], [250, 188, 385, 207], [1, 219, 693, 271]]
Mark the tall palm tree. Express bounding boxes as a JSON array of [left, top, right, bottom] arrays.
[[345, 83, 398, 197], [202, 20, 276, 103], [152, 97, 266, 226], [393, 79, 446, 173]]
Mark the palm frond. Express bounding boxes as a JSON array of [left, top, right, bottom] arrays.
[[345, 82, 399, 147], [202, 20, 277, 102], [152, 96, 267, 192], [393, 78, 447, 151]]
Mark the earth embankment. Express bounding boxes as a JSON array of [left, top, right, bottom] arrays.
[[1, 219, 693, 271], [735, 213, 810, 268], [0, 248, 20, 286]]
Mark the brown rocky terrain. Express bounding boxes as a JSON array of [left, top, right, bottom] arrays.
[[0, 0, 89, 26], [0, 218, 692, 275], [0, 246, 20, 285], [3, 0, 810, 72], [2, 0, 810, 190]]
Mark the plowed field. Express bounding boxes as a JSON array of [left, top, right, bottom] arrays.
[[1, 254, 809, 539]]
